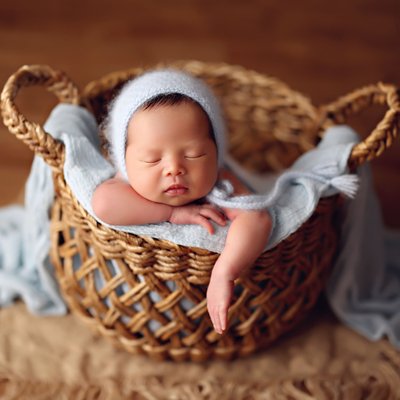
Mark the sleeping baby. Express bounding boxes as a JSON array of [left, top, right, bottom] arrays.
[[91, 69, 272, 334]]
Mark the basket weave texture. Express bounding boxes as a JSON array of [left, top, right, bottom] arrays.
[[1, 61, 399, 361]]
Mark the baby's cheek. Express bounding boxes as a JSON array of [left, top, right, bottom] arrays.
[[128, 174, 149, 194]]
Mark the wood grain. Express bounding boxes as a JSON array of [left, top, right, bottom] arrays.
[[1, 0, 399, 226]]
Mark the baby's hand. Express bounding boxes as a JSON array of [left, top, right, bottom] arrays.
[[169, 204, 226, 234], [206, 273, 234, 334]]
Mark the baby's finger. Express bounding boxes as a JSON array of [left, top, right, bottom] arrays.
[[202, 204, 225, 217], [208, 310, 215, 330], [210, 307, 221, 334], [194, 215, 214, 234], [200, 208, 226, 226], [207, 304, 216, 330], [219, 305, 227, 332], [215, 306, 224, 334]]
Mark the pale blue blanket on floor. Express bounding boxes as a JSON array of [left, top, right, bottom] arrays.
[[0, 104, 399, 349]]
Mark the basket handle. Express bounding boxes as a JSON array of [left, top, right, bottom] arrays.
[[1, 64, 80, 169], [319, 82, 400, 167]]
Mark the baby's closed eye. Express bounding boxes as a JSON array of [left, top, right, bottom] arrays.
[[140, 158, 161, 164], [137, 151, 161, 163], [184, 153, 206, 160]]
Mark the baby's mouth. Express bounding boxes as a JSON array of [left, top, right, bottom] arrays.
[[164, 184, 188, 196]]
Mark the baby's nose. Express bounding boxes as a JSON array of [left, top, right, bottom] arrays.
[[165, 158, 186, 176]]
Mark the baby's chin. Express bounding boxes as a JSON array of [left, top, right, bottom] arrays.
[[156, 195, 197, 207], [147, 192, 204, 207]]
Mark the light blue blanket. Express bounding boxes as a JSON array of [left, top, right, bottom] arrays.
[[0, 104, 399, 349]]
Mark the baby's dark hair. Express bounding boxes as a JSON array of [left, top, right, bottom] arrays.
[[141, 93, 194, 110], [140, 93, 215, 140]]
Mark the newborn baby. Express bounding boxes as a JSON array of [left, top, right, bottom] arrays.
[[92, 69, 272, 334]]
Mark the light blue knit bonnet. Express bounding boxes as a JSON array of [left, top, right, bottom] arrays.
[[107, 69, 226, 180]]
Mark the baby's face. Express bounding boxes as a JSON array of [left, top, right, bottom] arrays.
[[125, 101, 218, 206]]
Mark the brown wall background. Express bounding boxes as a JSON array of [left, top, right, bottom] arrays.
[[1, 0, 399, 226]]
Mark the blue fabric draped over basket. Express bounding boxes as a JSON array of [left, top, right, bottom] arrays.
[[0, 104, 399, 348]]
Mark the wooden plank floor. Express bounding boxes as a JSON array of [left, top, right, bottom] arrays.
[[1, 0, 399, 226]]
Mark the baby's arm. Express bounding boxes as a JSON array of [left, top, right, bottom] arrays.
[[92, 177, 225, 233], [206, 209, 272, 334], [207, 168, 272, 333]]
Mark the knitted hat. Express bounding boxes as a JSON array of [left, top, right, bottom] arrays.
[[107, 69, 226, 180]]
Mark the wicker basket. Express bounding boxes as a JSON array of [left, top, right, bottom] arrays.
[[1, 61, 399, 362]]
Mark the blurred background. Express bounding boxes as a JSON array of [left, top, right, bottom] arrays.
[[1, 0, 399, 226]]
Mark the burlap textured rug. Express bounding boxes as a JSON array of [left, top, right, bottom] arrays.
[[0, 301, 399, 399]]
